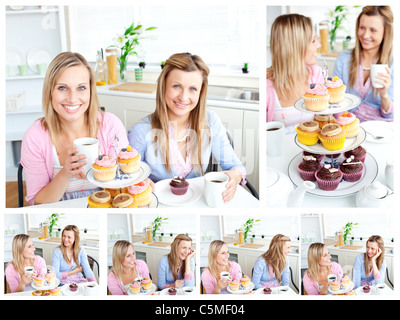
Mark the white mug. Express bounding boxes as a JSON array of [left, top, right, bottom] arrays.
[[24, 266, 34, 275], [204, 172, 229, 208], [370, 64, 388, 88], [278, 286, 290, 294], [182, 286, 194, 295], [327, 274, 337, 283], [220, 272, 230, 280], [73, 137, 99, 173], [266, 121, 285, 157], [84, 282, 99, 296], [376, 283, 386, 295]]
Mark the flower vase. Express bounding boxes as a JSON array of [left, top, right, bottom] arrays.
[[119, 59, 128, 82]]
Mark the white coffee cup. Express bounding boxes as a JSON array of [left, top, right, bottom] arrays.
[[84, 282, 99, 296], [327, 274, 337, 283], [376, 283, 386, 295], [266, 121, 285, 157], [182, 286, 194, 295], [24, 266, 34, 275], [278, 286, 290, 294], [370, 64, 388, 88], [220, 272, 230, 280], [204, 172, 229, 208], [73, 137, 99, 173]]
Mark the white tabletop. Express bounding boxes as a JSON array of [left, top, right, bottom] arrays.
[[32, 176, 259, 208], [6, 282, 99, 297], [267, 129, 393, 208]]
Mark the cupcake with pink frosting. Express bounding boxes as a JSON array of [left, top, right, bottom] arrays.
[[327, 76, 346, 103], [92, 154, 117, 181], [118, 146, 141, 174], [335, 111, 359, 138], [128, 180, 152, 207], [303, 83, 329, 111]]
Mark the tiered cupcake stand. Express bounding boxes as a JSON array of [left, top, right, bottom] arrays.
[[287, 93, 379, 198], [86, 161, 158, 208]]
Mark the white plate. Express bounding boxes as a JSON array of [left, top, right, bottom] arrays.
[[360, 121, 394, 144], [227, 282, 254, 294], [60, 283, 84, 296], [31, 277, 60, 291], [288, 152, 378, 198], [355, 286, 376, 296], [86, 162, 151, 189], [154, 179, 202, 206], [294, 93, 361, 115], [328, 281, 355, 295], [295, 127, 366, 155], [127, 283, 157, 295], [26, 46, 53, 73], [6, 46, 24, 76]]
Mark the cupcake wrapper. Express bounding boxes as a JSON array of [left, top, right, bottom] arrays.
[[297, 162, 319, 181], [92, 166, 117, 181], [319, 135, 346, 151], [315, 170, 343, 191], [296, 127, 319, 145], [303, 95, 329, 111], [170, 184, 189, 195], [328, 90, 346, 104], [118, 161, 141, 174]]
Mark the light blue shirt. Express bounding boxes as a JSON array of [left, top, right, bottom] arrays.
[[127, 109, 245, 182], [252, 257, 290, 290], [333, 49, 394, 120], [157, 255, 195, 290], [352, 253, 386, 288]]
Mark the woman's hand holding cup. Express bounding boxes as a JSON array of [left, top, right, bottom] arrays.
[[61, 147, 87, 180]]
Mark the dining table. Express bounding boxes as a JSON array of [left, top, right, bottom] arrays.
[[31, 176, 259, 208], [267, 121, 394, 208]]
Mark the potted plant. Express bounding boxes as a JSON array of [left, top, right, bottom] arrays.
[[342, 221, 358, 244], [251, 234, 256, 244], [328, 6, 360, 52], [151, 216, 168, 241], [139, 61, 146, 69], [242, 62, 249, 74], [48, 213, 63, 237], [161, 61, 165, 69], [242, 218, 260, 243]]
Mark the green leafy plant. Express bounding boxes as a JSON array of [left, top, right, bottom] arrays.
[[342, 221, 358, 244], [48, 213, 64, 236], [111, 22, 157, 80], [328, 6, 360, 51], [242, 218, 260, 242], [151, 216, 168, 240]]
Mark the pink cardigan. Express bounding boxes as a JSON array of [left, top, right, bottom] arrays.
[[267, 64, 324, 122], [302, 262, 344, 295], [5, 255, 47, 293], [107, 259, 150, 295], [21, 112, 129, 205], [201, 261, 242, 294]]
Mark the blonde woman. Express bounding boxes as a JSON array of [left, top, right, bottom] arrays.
[[201, 240, 242, 294], [157, 234, 195, 290], [51, 225, 96, 284], [21, 52, 129, 205], [128, 52, 245, 203], [266, 14, 324, 132], [107, 240, 150, 295], [353, 235, 386, 288], [333, 6, 393, 122], [252, 234, 291, 289], [5, 234, 47, 293], [302, 243, 343, 295]]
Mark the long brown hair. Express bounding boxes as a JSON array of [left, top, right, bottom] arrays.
[[349, 6, 393, 89], [364, 235, 385, 274], [59, 225, 81, 266], [151, 52, 210, 174], [167, 234, 192, 281], [267, 14, 313, 102], [41, 51, 101, 145], [260, 234, 290, 283]]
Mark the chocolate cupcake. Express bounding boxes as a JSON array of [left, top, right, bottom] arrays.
[[69, 283, 78, 292], [344, 146, 367, 163], [339, 155, 364, 182], [302, 151, 324, 162], [168, 287, 177, 295], [263, 287, 272, 295], [169, 176, 189, 195], [315, 164, 343, 191], [362, 285, 371, 294], [297, 155, 321, 181]]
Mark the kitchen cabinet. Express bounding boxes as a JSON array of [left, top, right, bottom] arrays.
[[6, 6, 67, 181], [98, 90, 259, 194]]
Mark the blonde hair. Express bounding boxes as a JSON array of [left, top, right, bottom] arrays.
[[110, 240, 134, 280], [306, 243, 331, 282], [59, 225, 81, 266], [207, 240, 230, 280], [261, 234, 290, 283], [364, 235, 385, 274], [151, 52, 210, 174], [41, 51, 101, 145], [349, 6, 393, 90], [10, 234, 34, 276], [167, 234, 192, 281], [267, 14, 313, 102]]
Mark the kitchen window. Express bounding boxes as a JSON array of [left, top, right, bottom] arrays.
[[66, 5, 261, 73]]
